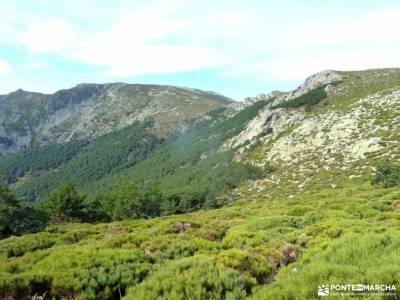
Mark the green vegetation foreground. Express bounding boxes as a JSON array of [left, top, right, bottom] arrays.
[[1, 167, 399, 299]]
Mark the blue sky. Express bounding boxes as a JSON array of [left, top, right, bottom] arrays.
[[1, 0, 400, 100]]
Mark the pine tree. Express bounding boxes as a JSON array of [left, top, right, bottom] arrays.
[[44, 182, 86, 223]]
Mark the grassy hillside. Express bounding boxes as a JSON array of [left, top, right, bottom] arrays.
[[1, 162, 399, 299]]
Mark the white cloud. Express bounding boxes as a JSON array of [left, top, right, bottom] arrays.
[[3, 3, 225, 78], [0, 21, 19, 46], [0, 59, 11, 75], [23, 61, 48, 70], [282, 9, 400, 47], [69, 8, 224, 76], [228, 47, 400, 82], [2, 1, 400, 88], [21, 19, 76, 53], [105, 45, 219, 76], [221, 9, 400, 81]]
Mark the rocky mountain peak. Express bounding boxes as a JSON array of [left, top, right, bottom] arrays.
[[265, 70, 342, 107], [241, 71, 342, 109], [3, 88, 36, 98], [290, 70, 342, 98]]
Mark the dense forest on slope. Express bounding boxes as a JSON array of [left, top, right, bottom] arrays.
[[0, 139, 89, 184], [7, 120, 163, 200]]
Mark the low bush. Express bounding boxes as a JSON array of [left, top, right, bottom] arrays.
[[76, 250, 153, 299], [371, 158, 400, 188], [251, 232, 400, 299], [0, 248, 154, 299], [125, 256, 254, 300], [216, 249, 274, 283], [0, 232, 56, 257]]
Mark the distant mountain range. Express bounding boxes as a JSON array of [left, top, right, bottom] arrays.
[[0, 83, 233, 155]]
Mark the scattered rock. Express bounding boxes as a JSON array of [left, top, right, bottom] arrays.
[[172, 222, 194, 233], [280, 243, 297, 266]]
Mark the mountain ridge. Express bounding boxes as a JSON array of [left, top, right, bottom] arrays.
[[0, 83, 233, 155]]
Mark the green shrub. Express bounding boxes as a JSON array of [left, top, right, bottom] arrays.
[[216, 249, 274, 283], [125, 256, 253, 300], [0, 232, 55, 257], [0, 271, 53, 300], [222, 230, 268, 249], [76, 250, 153, 299], [251, 232, 400, 299], [0, 248, 153, 299], [371, 158, 400, 188], [141, 238, 198, 260]]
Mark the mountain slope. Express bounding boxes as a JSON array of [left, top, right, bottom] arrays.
[[3, 98, 269, 201], [0, 84, 234, 199], [232, 69, 400, 173], [1, 69, 400, 299], [0, 83, 233, 155]]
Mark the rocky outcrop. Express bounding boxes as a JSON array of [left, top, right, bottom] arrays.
[[225, 71, 343, 149], [289, 70, 342, 98], [270, 70, 342, 107], [237, 70, 342, 109], [263, 89, 400, 167], [225, 108, 304, 149]]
